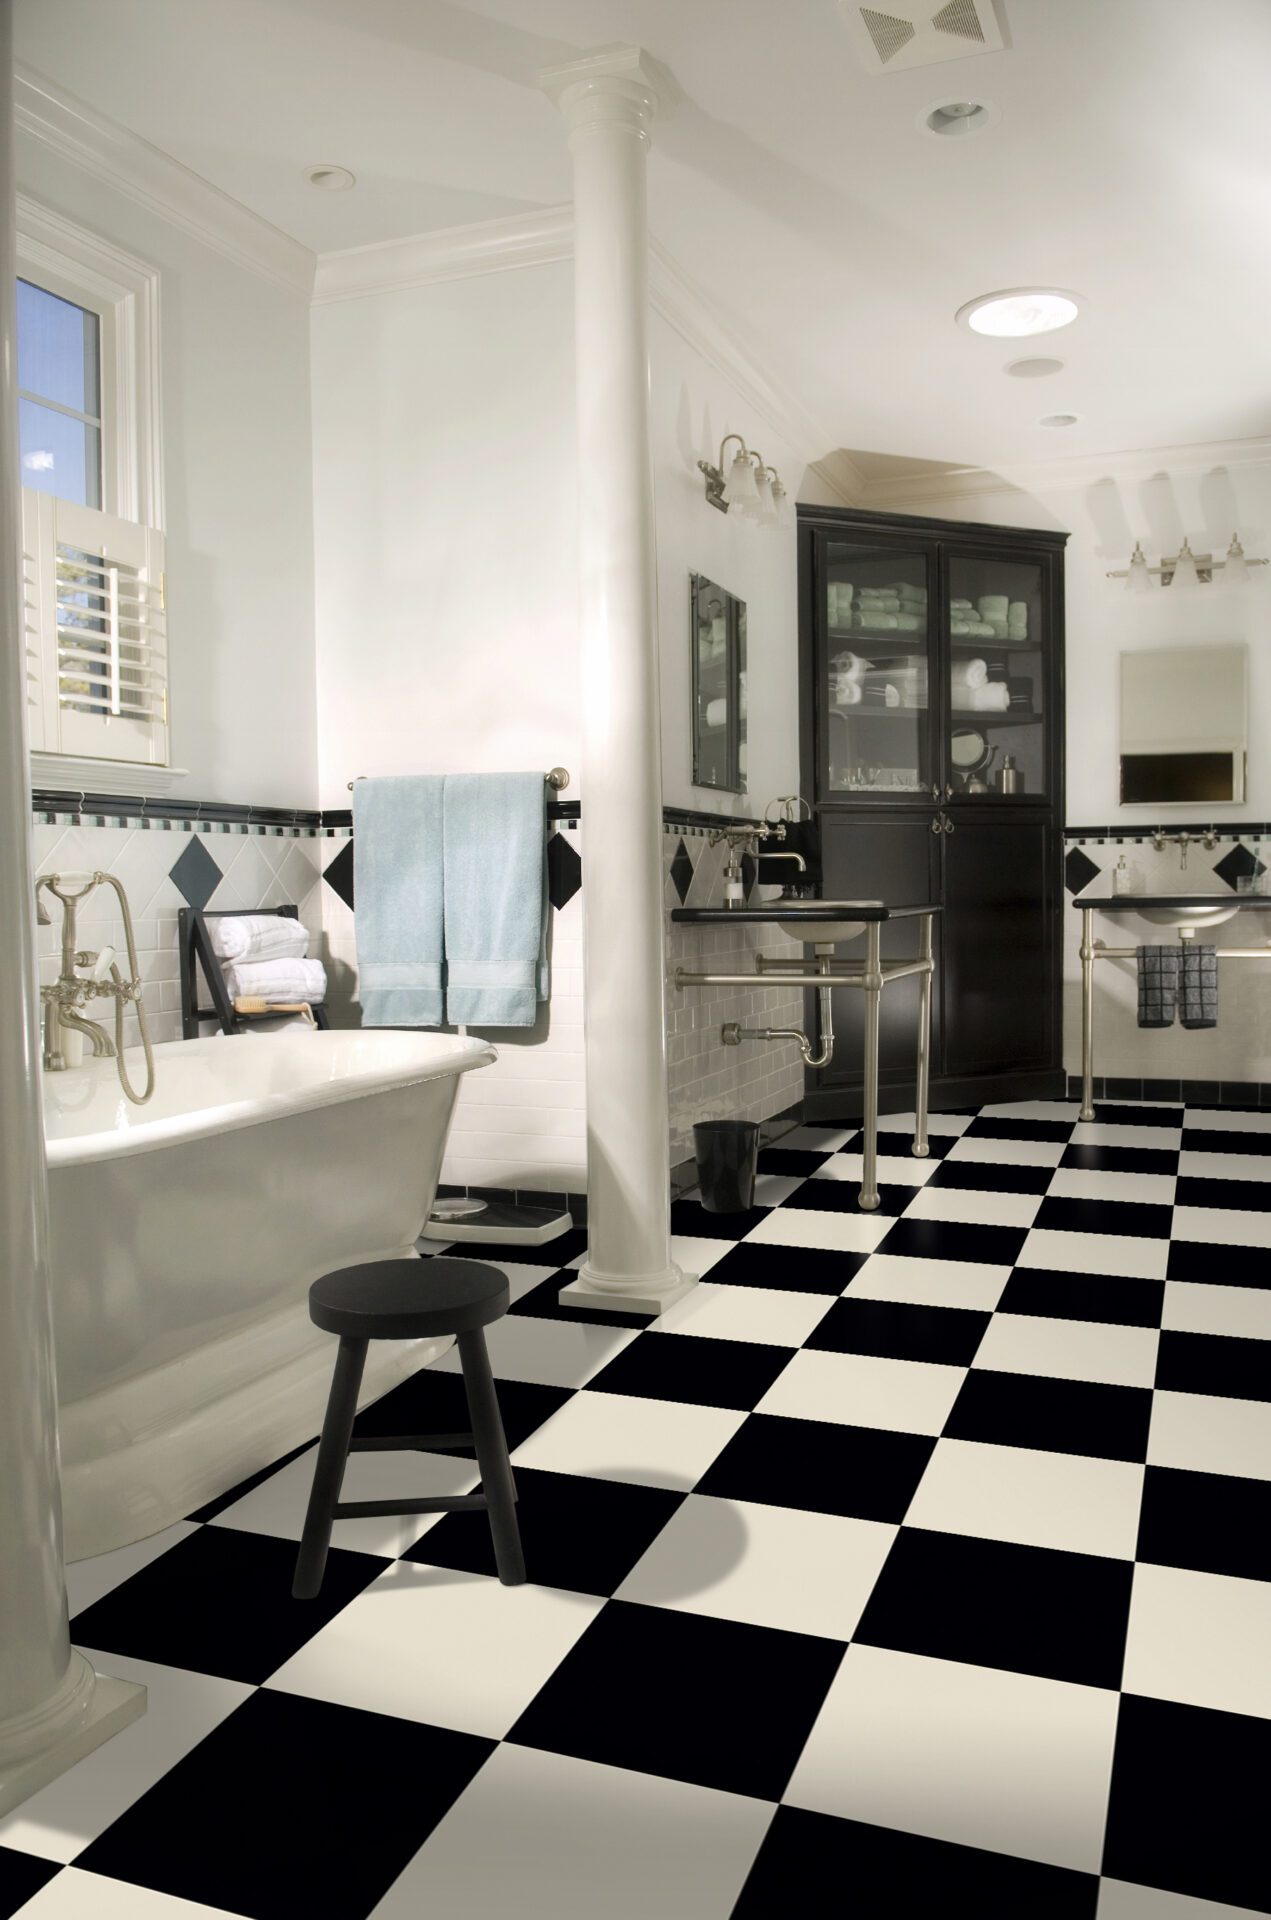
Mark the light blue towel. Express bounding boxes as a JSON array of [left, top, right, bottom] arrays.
[[443, 772, 547, 1029], [353, 775, 445, 1027]]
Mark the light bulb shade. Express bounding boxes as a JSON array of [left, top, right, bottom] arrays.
[[768, 474, 787, 522], [721, 449, 758, 509], [1169, 541, 1199, 590], [1125, 544, 1150, 594], [752, 466, 776, 522], [1224, 536, 1250, 586]]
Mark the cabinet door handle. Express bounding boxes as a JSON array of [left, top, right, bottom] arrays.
[[931, 814, 943, 834], [943, 814, 955, 834], [944, 784, 954, 800], [930, 784, 941, 800]]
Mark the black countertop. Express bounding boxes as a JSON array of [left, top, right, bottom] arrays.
[[1074, 895, 1271, 911], [671, 902, 942, 925]]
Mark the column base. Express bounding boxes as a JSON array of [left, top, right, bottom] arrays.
[[0, 1668, 146, 1818], [559, 1263, 697, 1317]]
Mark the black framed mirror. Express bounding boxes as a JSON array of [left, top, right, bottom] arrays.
[[691, 572, 746, 794]]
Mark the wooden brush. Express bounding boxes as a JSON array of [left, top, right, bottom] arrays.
[[233, 998, 317, 1027]]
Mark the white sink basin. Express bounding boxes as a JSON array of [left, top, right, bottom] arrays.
[[776, 900, 884, 944], [1134, 903, 1241, 931]]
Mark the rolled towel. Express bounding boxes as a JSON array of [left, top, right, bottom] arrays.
[[857, 597, 900, 616], [950, 598, 975, 612], [828, 583, 853, 625], [834, 678, 863, 706], [951, 658, 989, 692], [967, 681, 1010, 711], [224, 957, 327, 1005], [705, 697, 728, 728], [831, 651, 871, 678], [209, 914, 310, 963], [855, 610, 898, 630], [894, 612, 923, 633], [889, 582, 928, 601], [978, 595, 1009, 619], [1008, 602, 1029, 627], [951, 620, 970, 635]]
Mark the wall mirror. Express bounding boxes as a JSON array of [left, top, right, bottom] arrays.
[[1120, 643, 1247, 804], [691, 572, 747, 794]]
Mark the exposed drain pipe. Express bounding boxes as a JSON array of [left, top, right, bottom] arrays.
[[722, 952, 836, 1068]]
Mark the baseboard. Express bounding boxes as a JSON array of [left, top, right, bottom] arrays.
[[435, 1184, 588, 1225], [803, 1069, 1065, 1122], [1065, 1075, 1271, 1109]]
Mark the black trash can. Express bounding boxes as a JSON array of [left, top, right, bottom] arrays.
[[693, 1119, 760, 1213]]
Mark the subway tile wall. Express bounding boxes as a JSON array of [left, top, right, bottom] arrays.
[[663, 829, 805, 1170], [321, 822, 587, 1197], [1062, 827, 1271, 1087], [31, 816, 326, 1052]]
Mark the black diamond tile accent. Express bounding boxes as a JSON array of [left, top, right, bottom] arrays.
[[168, 835, 223, 912], [669, 837, 694, 904], [1064, 846, 1101, 895], [547, 829, 582, 910], [1212, 842, 1266, 890], [323, 837, 355, 909]]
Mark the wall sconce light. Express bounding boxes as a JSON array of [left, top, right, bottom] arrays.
[[1107, 533, 1266, 592], [698, 434, 788, 525]]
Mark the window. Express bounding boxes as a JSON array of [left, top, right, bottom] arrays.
[[18, 279, 104, 509], [17, 199, 167, 774]]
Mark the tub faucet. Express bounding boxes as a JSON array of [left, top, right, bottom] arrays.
[[36, 871, 156, 1104]]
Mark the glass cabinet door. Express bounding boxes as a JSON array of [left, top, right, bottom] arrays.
[[946, 552, 1047, 801], [820, 537, 933, 798]]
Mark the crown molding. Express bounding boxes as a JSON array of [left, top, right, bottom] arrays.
[[15, 66, 314, 299], [855, 433, 1271, 510], [312, 204, 854, 505], [312, 205, 573, 305]]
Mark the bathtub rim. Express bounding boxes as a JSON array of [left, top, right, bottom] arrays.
[[44, 1029, 497, 1168]]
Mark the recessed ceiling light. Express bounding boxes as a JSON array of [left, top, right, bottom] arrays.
[[956, 289, 1084, 337], [1040, 413, 1079, 428], [1006, 357, 1064, 379], [924, 100, 994, 137], [304, 164, 355, 192]]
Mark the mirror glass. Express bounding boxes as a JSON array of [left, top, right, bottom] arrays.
[[1120, 644, 1247, 805], [691, 573, 747, 794]]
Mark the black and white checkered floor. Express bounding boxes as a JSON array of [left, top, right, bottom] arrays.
[[3, 1098, 1270, 1920]]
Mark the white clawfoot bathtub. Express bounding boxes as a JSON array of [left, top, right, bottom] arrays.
[[43, 1029, 495, 1560]]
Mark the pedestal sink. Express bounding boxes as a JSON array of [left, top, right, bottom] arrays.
[[1133, 902, 1242, 931], [774, 900, 884, 943]]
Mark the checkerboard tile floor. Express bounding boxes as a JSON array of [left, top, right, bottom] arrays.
[[3, 1099, 1271, 1919]]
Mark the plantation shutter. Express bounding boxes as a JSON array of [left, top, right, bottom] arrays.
[[22, 489, 168, 767]]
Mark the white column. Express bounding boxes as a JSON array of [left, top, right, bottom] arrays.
[[0, 0, 145, 1814], [544, 48, 694, 1316]]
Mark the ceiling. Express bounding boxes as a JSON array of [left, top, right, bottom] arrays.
[[16, 0, 1271, 474]]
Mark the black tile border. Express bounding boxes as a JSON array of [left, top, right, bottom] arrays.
[[1066, 823, 1269, 843], [1064, 1075, 1271, 1108]]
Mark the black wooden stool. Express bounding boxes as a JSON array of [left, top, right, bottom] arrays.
[[293, 1257, 525, 1598]]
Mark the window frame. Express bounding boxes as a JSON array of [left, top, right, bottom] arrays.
[[17, 194, 163, 531]]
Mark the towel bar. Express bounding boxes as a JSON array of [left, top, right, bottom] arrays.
[[347, 768, 570, 792]]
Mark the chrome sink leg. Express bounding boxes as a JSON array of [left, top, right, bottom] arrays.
[[913, 912, 933, 1159], [1079, 906, 1096, 1122], [860, 922, 882, 1211]]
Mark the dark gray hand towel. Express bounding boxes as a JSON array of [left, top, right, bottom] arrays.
[[1180, 942, 1218, 1029], [1137, 945, 1179, 1028]]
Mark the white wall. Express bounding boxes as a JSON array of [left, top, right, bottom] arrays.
[[16, 138, 317, 807], [881, 458, 1271, 830], [650, 309, 808, 818], [310, 253, 833, 1188], [884, 455, 1271, 1083]]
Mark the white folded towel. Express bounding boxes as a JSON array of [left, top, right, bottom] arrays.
[[1008, 602, 1029, 625], [854, 610, 898, 630], [705, 697, 728, 728], [857, 594, 900, 612], [894, 612, 923, 633], [951, 659, 988, 691], [224, 957, 327, 1004], [978, 595, 1009, 618], [209, 914, 310, 963], [964, 682, 1010, 711], [950, 599, 975, 612]]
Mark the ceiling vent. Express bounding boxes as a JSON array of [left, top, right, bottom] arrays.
[[841, 0, 1005, 73]]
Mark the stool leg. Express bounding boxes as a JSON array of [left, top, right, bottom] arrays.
[[293, 1336, 368, 1599], [457, 1329, 526, 1587]]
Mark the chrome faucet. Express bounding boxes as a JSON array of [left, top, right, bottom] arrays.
[[36, 871, 156, 1104], [1151, 828, 1218, 871]]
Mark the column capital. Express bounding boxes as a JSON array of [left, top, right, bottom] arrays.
[[540, 44, 670, 137]]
